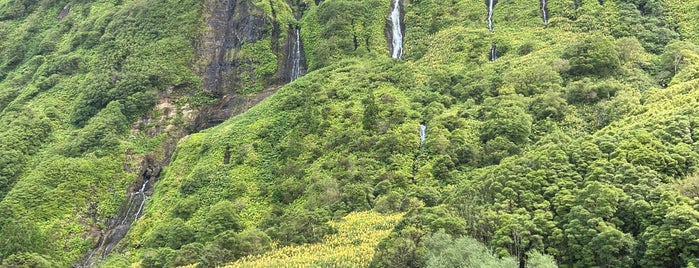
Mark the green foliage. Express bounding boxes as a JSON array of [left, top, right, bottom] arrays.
[[145, 218, 195, 250], [371, 206, 466, 268], [264, 208, 337, 246], [1, 252, 52, 268], [563, 35, 621, 78], [201, 200, 242, 240], [0, 218, 47, 261], [424, 230, 519, 268], [2, 0, 699, 267], [301, 0, 386, 70], [171, 242, 204, 267], [63, 101, 129, 157], [140, 247, 176, 268]]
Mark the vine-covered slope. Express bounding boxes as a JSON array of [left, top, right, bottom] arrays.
[[1, 0, 699, 267]]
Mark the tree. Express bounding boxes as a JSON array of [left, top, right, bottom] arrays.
[[563, 35, 621, 78], [424, 230, 517, 268], [201, 200, 241, 240], [0, 218, 47, 261]]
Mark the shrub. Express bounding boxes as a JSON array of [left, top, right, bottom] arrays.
[[563, 35, 621, 78]]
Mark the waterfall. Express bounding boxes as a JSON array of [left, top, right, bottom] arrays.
[[289, 28, 302, 82], [420, 123, 427, 144], [490, 43, 498, 61], [486, 0, 495, 31], [541, 0, 548, 24], [389, 0, 403, 58], [120, 179, 148, 225], [77, 165, 161, 267]]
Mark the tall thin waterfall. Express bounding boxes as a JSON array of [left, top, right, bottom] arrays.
[[420, 123, 427, 144], [289, 28, 302, 82], [541, 0, 548, 24], [389, 0, 403, 58], [490, 43, 498, 61], [487, 0, 495, 31]]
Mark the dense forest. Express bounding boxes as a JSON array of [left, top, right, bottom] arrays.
[[1, 0, 699, 266]]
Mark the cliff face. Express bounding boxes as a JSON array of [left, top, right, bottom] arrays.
[[195, 0, 305, 95]]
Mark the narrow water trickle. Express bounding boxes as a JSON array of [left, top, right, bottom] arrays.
[[486, 0, 496, 31], [541, 0, 548, 24], [490, 43, 498, 61], [77, 164, 161, 268], [420, 123, 427, 145], [389, 0, 403, 58], [289, 28, 302, 82]]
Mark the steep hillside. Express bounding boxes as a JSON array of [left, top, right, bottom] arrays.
[[1, 0, 699, 267]]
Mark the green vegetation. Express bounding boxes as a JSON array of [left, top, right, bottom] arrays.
[[229, 211, 403, 267], [2, 0, 699, 267], [0, 0, 201, 265]]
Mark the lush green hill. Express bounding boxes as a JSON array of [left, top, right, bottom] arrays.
[[1, 0, 699, 267]]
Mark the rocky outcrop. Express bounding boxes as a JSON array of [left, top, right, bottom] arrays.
[[194, 0, 307, 95], [194, 0, 269, 95], [190, 87, 279, 131]]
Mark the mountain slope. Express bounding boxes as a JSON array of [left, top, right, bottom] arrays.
[[1, 0, 699, 267]]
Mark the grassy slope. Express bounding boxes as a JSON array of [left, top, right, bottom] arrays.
[[121, 0, 699, 266], [0, 0, 201, 264], [229, 211, 403, 267], [1, 0, 699, 266]]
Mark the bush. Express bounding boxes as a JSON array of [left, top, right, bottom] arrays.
[[201, 200, 241, 240], [265, 209, 336, 246], [563, 35, 621, 78], [234, 228, 272, 257], [145, 218, 195, 250], [0, 218, 47, 260], [171, 242, 204, 267], [1, 252, 52, 268], [140, 248, 175, 268]]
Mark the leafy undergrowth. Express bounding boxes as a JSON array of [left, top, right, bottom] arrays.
[[227, 211, 403, 267], [2, 0, 699, 266]]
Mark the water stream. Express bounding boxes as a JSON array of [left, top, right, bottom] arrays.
[[420, 123, 427, 145], [490, 43, 498, 61], [76, 165, 161, 267], [486, 0, 496, 31], [289, 28, 303, 82], [389, 0, 403, 58], [541, 0, 548, 24]]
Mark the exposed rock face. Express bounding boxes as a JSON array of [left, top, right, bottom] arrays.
[[195, 0, 269, 95], [194, 0, 306, 95], [190, 87, 279, 131]]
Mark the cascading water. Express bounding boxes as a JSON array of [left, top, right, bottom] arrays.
[[289, 28, 302, 82], [486, 0, 496, 31], [420, 123, 427, 144], [490, 43, 498, 61], [77, 165, 161, 267], [389, 0, 403, 58], [541, 0, 548, 24], [120, 179, 148, 225]]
